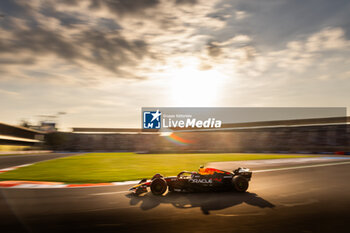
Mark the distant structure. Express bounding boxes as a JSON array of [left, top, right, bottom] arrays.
[[21, 112, 67, 133], [29, 121, 57, 133], [2, 116, 348, 153], [45, 116, 350, 153], [0, 122, 45, 151], [0, 112, 66, 151]]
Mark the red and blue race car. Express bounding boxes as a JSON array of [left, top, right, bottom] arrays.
[[129, 166, 252, 195]]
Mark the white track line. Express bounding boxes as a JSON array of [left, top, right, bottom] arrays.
[[254, 161, 350, 173], [10, 184, 67, 189], [112, 181, 139, 186], [0, 163, 33, 172]]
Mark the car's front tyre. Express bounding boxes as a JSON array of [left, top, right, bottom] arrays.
[[150, 178, 167, 195]]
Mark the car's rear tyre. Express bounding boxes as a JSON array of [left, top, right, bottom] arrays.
[[150, 178, 167, 195], [233, 175, 249, 192]]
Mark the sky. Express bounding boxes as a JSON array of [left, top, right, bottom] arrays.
[[0, 0, 350, 129]]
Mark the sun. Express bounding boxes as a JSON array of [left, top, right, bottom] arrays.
[[169, 66, 226, 106]]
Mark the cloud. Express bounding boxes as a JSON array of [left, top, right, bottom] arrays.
[[223, 0, 350, 50], [235, 10, 248, 20], [0, 89, 19, 96], [2, 0, 349, 88], [207, 42, 222, 57], [0, 25, 151, 82], [0, 0, 229, 86], [1, 28, 80, 59], [193, 26, 350, 83], [0, 3, 155, 84], [1, 0, 350, 127], [0, 57, 35, 65], [269, 27, 350, 73], [211, 35, 251, 46], [77, 30, 149, 72], [305, 27, 350, 52], [175, 0, 198, 5], [88, 0, 161, 17]]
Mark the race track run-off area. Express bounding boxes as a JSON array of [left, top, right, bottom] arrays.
[[0, 154, 350, 233]]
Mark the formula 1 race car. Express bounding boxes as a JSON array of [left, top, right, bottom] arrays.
[[129, 166, 252, 195]]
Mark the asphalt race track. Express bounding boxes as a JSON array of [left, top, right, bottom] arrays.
[[0, 153, 79, 169], [1, 157, 350, 233]]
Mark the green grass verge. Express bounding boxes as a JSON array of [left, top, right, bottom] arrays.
[[0, 153, 314, 183]]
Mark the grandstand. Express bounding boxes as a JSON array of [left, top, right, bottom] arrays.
[[1, 116, 348, 153], [0, 122, 45, 151], [45, 116, 350, 153]]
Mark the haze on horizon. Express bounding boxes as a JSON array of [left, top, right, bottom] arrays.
[[0, 0, 350, 130]]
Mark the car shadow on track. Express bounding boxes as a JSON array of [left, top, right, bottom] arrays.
[[126, 191, 275, 215]]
